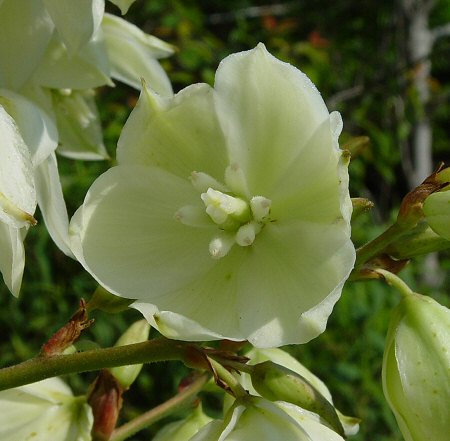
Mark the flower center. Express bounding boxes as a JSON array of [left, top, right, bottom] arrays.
[[174, 165, 272, 259]]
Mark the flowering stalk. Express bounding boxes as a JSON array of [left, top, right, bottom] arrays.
[[110, 373, 210, 441], [0, 338, 200, 391]]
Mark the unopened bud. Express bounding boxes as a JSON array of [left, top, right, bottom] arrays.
[[153, 403, 212, 441], [250, 361, 344, 436], [88, 370, 122, 441], [383, 292, 450, 441], [109, 319, 151, 388]]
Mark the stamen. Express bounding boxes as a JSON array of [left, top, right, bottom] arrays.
[[225, 163, 249, 197], [235, 222, 261, 246], [174, 205, 209, 227], [250, 196, 272, 222], [209, 234, 235, 259], [190, 171, 228, 193]]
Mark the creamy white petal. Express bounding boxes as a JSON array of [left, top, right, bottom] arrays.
[[108, 0, 136, 14], [102, 13, 174, 94], [214, 43, 329, 196], [132, 246, 245, 341], [43, 0, 105, 54], [278, 403, 345, 441], [117, 83, 228, 181], [191, 399, 312, 441], [0, 0, 53, 90], [52, 89, 109, 160], [0, 89, 58, 167], [70, 165, 218, 299], [0, 223, 26, 297], [35, 153, 74, 257], [0, 106, 36, 228], [269, 114, 349, 226], [31, 31, 113, 89], [235, 221, 355, 347]]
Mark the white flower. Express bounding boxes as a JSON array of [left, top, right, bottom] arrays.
[[70, 44, 355, 347], [0, 377, 93, 441], [189, 397, 345, 441], [382, 292, 450, 441], [0, 105, 36, 296]]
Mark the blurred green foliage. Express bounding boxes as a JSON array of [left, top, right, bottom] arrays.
[[1, 1, 450, 440]]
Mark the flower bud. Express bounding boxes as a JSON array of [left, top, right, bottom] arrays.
[[382, 292, 450, 441], [88, 370, 122, 441], [250, 361, 344, 436], [110, 319, 151, 389], [0, 377, 92, 441], [423, 188, 450, 241], [153, 403, 212, 441]]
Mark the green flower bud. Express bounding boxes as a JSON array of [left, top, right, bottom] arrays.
[[153, 404, 212, 441], [109, 319, 151, 388], [423, 188, 450, 241], [250, 361, 344, 436], [382, 293, 450, 441]]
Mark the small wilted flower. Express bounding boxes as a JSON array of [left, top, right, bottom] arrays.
[[0, 377, 92, 441], [70, 44, 355, 347], [189, 396, 346, 441], [382, 292, 450, 441]]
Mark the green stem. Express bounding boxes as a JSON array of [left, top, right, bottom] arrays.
[[0, 338, 194, 392], [209, 358, 248, 399], [374, 269, 414, 298], [353, 222, 407, 270], [110, 373, 210, 441]]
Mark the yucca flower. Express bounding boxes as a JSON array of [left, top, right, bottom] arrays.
[[70, 44, 355, 347], [0, 377, 92, 441]]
